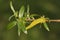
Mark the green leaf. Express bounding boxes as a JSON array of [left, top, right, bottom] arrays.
[[20, 24, 27, 34], [43, 22, 50, 31], [7, 21, 17, 30], [17, 21, 21, 36], [19, 5, 25, 18], [27, 5, 29, 14], [16, 22, 21, 36], [17, 20, 27, 34], [8, 15, 14, 21], [30, 14, 40, 18], [26, 5, 30, 18], [21, 23, 27, 34], [10, 1, 15, 13], [10, 1, 18, 18]]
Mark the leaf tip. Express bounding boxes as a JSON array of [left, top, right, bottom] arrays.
[[23, 31, 28, 34]]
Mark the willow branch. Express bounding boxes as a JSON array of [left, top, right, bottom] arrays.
[[26, 18, 60, 22], [47, 20, 60, 22]]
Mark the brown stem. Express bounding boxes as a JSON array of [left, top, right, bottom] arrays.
[[26, 18, 60, 22], [48, 20, 60, 22]]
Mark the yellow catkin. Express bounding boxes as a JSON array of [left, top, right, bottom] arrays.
[[26, 16, 47, 30]]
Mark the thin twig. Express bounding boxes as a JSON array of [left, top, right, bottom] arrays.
[[48, 20, 60, 22], [26, 18, 60, 22]]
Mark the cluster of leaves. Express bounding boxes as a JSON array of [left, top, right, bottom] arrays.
[[7, 1, 38, 36], [7, 1, 50, 36]]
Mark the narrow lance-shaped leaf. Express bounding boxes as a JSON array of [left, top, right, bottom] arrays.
[[17, 20, 27, 35], [21, 25, 27, 34], [7, 21, 17, 30], [30, 14, 40, 19], [19, 6, 25, 18], [43, 22, 50, 31], [30, 14, 40, 18], [21, 21, 27, 34], [17, 23, 21, 36], [27, 5, 30, 18], [17, 20, 22, 36], [20, 20, 27, 34], [8, 15, 14, 21], [27, 5, 29, 14], [10, 1, 15, 13], [18, 29, 20, 36]]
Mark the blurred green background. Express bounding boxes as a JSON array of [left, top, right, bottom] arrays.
[[0, 0, 60, 40]]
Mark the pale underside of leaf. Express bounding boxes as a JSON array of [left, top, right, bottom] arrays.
[[19, 6, 25, 18]]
